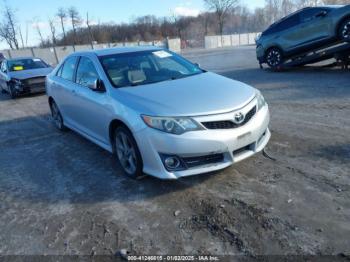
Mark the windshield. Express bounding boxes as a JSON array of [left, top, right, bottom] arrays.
[[99, 50, 204, 88], [8, 58, 48, 72]]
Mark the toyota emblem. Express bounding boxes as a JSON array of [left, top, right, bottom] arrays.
[[234, 112, 245, 124]]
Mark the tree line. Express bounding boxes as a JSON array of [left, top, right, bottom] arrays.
[[0, 0, 350, 49]]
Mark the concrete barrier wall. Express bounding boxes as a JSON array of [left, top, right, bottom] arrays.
[[205, 33, 260, 49], [1, 39, 176, 66], [167, 38, 181, 53], [32, 48, 57, 66], [74, 45, 93, 52], [10, 48, 33, 58], [54, 46, 75, 63]]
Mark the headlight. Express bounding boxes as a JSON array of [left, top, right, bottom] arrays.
[[11, 78, 22, 86], [256, 90, 266, 111], [141, 115, 203, 135]]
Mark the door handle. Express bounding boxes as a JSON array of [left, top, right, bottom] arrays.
[[71, 89, 77, 95]]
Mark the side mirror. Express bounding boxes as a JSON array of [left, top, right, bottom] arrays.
[[316, 11, 327, 18], [194, 62, 201, 68], [89, 79, 106, 92]]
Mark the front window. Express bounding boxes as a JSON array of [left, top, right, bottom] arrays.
[[7, 58, 48, 72], [300, 8, 328, 23], [99, 50, 204, 88], [0, 61, 7, 73]]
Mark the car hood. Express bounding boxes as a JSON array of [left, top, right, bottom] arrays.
[[116, 72, 256, 117], [8, 67, 53, 80]]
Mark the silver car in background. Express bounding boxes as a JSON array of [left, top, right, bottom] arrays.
[[46, 46, 270, 179], [0, 57, 52, 98]]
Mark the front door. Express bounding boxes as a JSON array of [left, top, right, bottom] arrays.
[[69, 56, 110, 146]]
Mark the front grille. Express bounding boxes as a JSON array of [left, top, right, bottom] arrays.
[[23, 77, 45, 87], [182, 153, 224, 168], [202, 106, 257, 130], [21, 77, 46, 92]]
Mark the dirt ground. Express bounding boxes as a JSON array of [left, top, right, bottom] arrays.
[[0, 46, 349, 260]]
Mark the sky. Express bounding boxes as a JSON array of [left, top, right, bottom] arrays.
[[0, 0, 265, 49]]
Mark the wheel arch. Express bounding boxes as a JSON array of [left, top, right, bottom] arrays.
[[108, 119, 134, 152], [336, 15, 350, 37], [48, 96, 54, 107]]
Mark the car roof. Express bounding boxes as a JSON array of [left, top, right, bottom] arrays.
[[74, 46, 163, 57], [267, 5, 337, 29]]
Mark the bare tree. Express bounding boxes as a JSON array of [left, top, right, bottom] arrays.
[[0, 24, 14, 49], [56, 8, 67, 44], [86, 12, 94, 48], [33, 19, 45, 46], [68, 6, 81, 45], [18, 26, 24, 48], [203, 0, 239, 35], [0, 4, 19, 49], [25, 21, 29, 47], [48, 18, 57, 46]]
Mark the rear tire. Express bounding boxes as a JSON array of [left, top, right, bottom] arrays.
[[114, 126, 143, 179], [50, 101, 67, 131], [266, 48, 284, 69], [339, 18, 350, 42]]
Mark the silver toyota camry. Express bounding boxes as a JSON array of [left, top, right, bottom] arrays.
[[46, 46, 270, 179]]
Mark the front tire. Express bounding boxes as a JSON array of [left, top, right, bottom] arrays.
[[114, 126, 143, 179], [339, 18, 350, 42], [50, 101, 67, 131], [266, 48, 284, 69], [8, 83, 17, 99]]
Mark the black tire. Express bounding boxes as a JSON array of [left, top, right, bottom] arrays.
[[339, 18, 350, 42], [50, 101, 67, 131], [114, 126, 143, 179], [8, 83, 17, 99], [266, 48, 284, 69]]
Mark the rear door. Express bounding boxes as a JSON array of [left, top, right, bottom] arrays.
[[51, 56, 79, 126], [296, 8, 333, 47], [69, 55, 110, 145]]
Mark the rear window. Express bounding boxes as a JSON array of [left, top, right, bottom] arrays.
[[263, 13, 300, 36], [7, 58, 48, 72]]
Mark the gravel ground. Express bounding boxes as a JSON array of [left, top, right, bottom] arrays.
[[0, 46, 349, 259]]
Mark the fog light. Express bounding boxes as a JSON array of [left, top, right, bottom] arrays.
[[164, 156, 180, 169]]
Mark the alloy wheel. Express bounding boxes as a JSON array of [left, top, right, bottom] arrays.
[[115, 131, 138, 175], [266, 49, 283, 68], [341, 21, 350, 40], [51, 102, 63, 130]]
